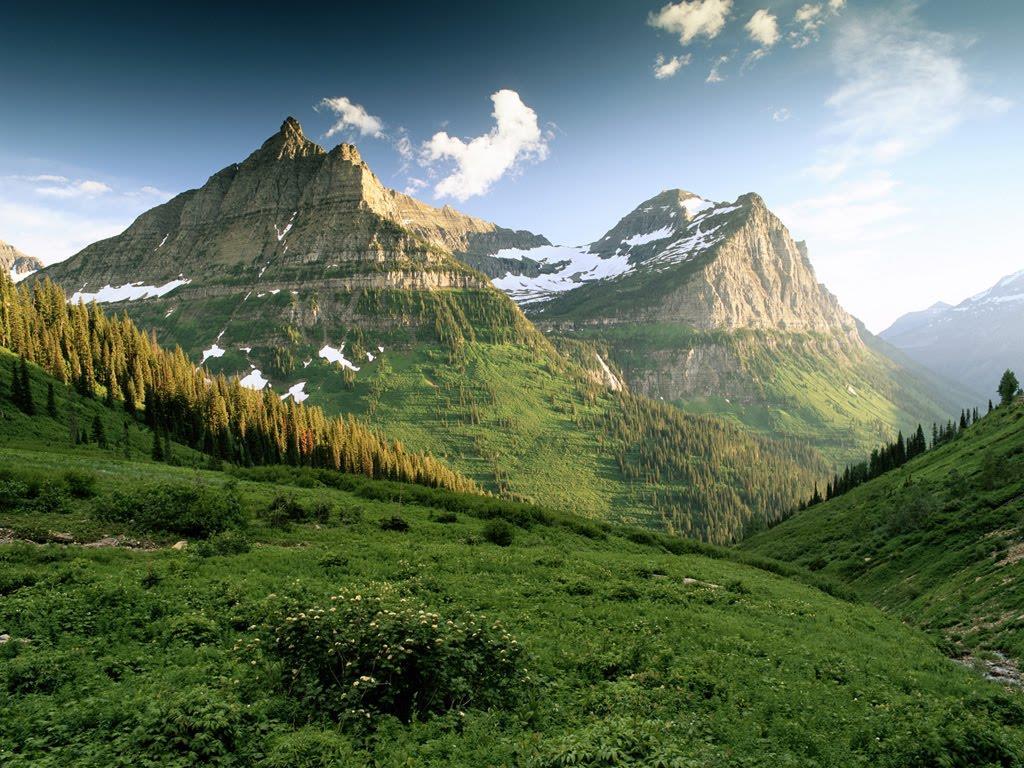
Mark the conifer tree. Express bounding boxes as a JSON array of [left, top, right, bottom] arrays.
[[151, 429, 164, 461], [46, 382, 57, 418], [91, 415, 106, 448], [16, 356, 34, 415], [999, 369, 1019, 406]]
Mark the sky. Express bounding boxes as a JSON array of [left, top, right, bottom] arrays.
[[1, 0, 1020, 331]]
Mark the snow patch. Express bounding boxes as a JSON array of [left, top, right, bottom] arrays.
[[10, 268, 36, 284], [492, 244, 632, 304], [621, 225, 674, 247], [680, 196, 714, 216], [201, 344, 225, 364], [156, 233, 169, 249], [69, 278, 190, 304], [164, 307, 175, 318], [280, 381, 308, 403], [239, 346, 252, 354], [239, 369, 270, 390], [319, 344, 360, 372]]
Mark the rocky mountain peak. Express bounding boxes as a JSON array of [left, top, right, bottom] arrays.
[[1, 239, 43, 282], [253, 116, 325, 162]]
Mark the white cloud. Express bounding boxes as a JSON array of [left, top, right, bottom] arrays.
[[319, 96, 384, 139], [653, 53, 690, 79], [811, 3, 1010, 175], [706, 55, 730, 83], [789, 1, 846, 48], [649, 0, 732, 46], [422, 89, 550, 201], [6, 173, 69, 183], [403, 178, 428, 196], [746, 9, 779, 48], [772, 108, 791, 122], [35, 179, 112, 198]]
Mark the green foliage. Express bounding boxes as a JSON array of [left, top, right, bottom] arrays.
[[379, 515, 410, 532], [92, 482, 243, 538], [1000, 369, 1020, 406], [260, 728, 364, 768], [745, 399, 1024, 658], [248, 587, 526, 723], [482, 518, 515, 546]]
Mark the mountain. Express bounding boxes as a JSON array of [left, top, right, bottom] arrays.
[[486, 190, 965, 464], [882, 270, 1024, 399], [4, 352, 1018, 765], [30, 120, 825, 542], [0, 239, 43, 283], [742, 397, 1024, 671]]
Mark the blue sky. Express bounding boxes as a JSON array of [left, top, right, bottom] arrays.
[[1, 0, 1020, 330]]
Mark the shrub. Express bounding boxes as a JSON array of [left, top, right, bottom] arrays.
[[30, 481, 70, 515], [130, 685, 250, 766], [248, 586, 527, 723], [379, 516, 410, 532], [261, 728, 365, 768], [266, 495, 309, 528], [0, 479, 29, 511], [194, 530, 252, 557], [92, 482, 242, 538], [483, 519, 515, 546], [430, 511, 458, 524], [63, 470, 97, 498], [312, 501, 333, 525], [337, 504, 363, 525]]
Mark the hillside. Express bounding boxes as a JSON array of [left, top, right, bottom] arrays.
[[2, 423, 1022, 765], [488, 190, 962, 465], [882, 269, 1024, 399], [26, 123, 829, 542], [742, 392, 1024, 666]]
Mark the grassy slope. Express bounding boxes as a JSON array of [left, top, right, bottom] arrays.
[[742, 400, 1024, 659], [562, 322, 963, 467], [3, 444, 1023, 766], [99, 293, 827, 539]]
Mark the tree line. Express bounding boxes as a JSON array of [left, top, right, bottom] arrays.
[[799, 369, 1021, 510], [0, 273, 477, 493]]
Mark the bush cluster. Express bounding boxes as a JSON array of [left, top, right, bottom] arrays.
[[265, 495, 333, 528], [92, 482, 242, 538], [246, 586, 527, 724]]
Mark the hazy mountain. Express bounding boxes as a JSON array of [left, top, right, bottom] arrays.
[[882, 270, 1024, 399]]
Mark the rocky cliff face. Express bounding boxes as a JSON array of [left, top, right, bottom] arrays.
[[1, 240, 43, 282], [492, 189, 860, 342], [40, 118, 547, 300], [882, 270, 1024, 398], [487, 189, 955, 462]]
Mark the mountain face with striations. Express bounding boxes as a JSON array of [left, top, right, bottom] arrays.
[[485, 190, 962, 464], [1, 239, 43, 283], [881, 270, 1024, 399], [32, 118, 830, 542]]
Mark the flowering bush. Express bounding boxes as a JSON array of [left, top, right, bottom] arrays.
[[244, 585, 527, 723]]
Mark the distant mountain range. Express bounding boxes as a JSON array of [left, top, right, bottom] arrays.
[[882, 271, 1024, 399], [0, 239, 43, 283], [24, 117, 965, 533]]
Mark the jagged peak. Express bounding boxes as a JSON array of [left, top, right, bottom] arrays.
[[253, 116, 325, 161]]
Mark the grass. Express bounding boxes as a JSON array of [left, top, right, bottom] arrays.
[[742, 399, 1024, 660], [3, 444, 1023, 766]]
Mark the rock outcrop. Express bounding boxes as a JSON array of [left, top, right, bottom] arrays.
[[1, 240, 43, 282]]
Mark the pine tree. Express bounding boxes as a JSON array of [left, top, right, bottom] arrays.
[[46, 382, 57, 418], [17, 356, 34, 415], [989, 399, 994, 414], [998, 369, 1019, 406], [151, 429, 164, 461], [91, 415, 107, 448]]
